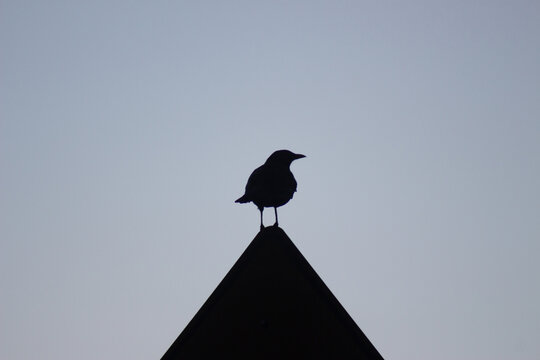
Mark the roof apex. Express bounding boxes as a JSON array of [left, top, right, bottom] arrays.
[[162, 226, 383, 359]]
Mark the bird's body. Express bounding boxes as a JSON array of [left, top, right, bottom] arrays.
[[235, 164, 297, 208], [236, 150, 305, 229]]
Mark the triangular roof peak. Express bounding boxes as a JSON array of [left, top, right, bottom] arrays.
[[162, 226, 383, 359]]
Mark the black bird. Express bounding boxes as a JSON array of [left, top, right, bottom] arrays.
[[236, 150, 305, 229]]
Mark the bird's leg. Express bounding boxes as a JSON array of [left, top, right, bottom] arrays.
[[259, 207, 264, 230], [273, 207, 279, 227]]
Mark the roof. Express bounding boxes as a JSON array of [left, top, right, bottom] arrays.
[[161, 226, 384, 359]]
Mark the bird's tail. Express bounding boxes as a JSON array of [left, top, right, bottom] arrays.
[[235, 195, 250, 203]]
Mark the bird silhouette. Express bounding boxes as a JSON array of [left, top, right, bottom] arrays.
[[236, 150, 305, 229]]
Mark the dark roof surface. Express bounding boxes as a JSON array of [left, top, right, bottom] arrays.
[[162, 226, 383, 359]]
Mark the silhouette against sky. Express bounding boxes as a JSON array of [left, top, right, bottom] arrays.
[[1, 2, 539, 360], [236, 150, 305, 229], [162, 227, 383, 359]]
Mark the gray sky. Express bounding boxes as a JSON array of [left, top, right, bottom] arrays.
[[1, 1, 539, 359]]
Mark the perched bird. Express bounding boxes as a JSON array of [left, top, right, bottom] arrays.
[[236, 150, 305, 229]]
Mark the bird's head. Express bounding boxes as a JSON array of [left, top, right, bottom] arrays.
[[265, 150, 306, 166]]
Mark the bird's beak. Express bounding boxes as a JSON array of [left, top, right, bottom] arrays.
[[293, 153, 306, 160]]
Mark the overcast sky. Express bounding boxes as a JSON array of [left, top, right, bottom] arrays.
[[1, 1, 539, 359]]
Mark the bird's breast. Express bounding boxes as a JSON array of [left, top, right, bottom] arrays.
[[252, 172, 297, 208]]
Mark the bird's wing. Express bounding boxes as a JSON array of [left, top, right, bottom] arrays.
[[243, 165, 267, 199]]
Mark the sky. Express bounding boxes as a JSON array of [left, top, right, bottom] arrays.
[[1, 1, 539, 359]]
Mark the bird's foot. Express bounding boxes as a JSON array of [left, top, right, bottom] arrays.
[[260, 224, 265, 231], [273, 222, 279, 228]]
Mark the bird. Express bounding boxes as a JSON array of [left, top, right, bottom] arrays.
[[236, 150, 305, 229]]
